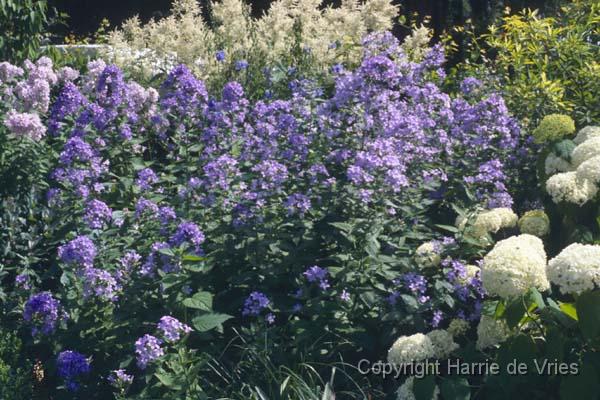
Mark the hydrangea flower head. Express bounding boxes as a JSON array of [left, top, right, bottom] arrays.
[[481, 234, 549, 299], [532, 114, 575, 144], [547, 243, 600, 294], [387, 333, 435, 365]]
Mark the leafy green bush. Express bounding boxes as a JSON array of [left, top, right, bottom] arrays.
[[445, 1, 600, 130], [0, 0, 60, 63], [0, 330, 32, 400]]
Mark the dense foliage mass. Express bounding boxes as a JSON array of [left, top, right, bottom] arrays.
[[2, 1, 600, 400], [447, 0, 600, 130]]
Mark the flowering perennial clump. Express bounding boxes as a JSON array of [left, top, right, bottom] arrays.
[[0, 24, 541, 399]]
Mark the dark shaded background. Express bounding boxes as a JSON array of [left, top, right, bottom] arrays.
[[48, 0, 558, 39]]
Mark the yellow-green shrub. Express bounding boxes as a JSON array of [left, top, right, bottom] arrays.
[[446, 2, 600, 130]]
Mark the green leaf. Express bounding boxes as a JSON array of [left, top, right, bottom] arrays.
[[528, 288, 545, 310], [157, 247, 176, 257], [576, 291, 600, 340], [481, 300, 500, 317], [435, 224, 459, 233], [182, 291, 213, 311], [192, 313, 232, 332], [161, 274, 184, 290], [182, 254, 205, 262], [559, 302, 578, 321], [504, 298, 526, 329], [154, 372, 182, 390], [413, 375, 436, 400], [553, 139, 576, 162], [440, 377, 471, 400]]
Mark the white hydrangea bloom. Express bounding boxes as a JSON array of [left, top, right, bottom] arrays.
[[518, 210, 550, 237], [447, 318, 470, 337], [573, 126, 600, 145], [576, 155, 600, 184], [546, 171, 598, 205], [472, 208, 518, 234], [544, 153, 572, 175], [426, 330, 459, 359], [571, 137, 600, 167], [397, 376, 440, 400], [414, 241, 441, 268], [481, 234, 549, 299], [547, 243, 600, 294], [476, 315, 510, 350], [388, 333, 435, 365]]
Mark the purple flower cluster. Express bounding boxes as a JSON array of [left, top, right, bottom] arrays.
[[141, 241, 175, 276], [442, 258, 485, 321], [57, 350, 91, 391], [135, 197, 159, 218], [23, 292, 62, 336], [119, 250, 142, 279], [83, 199, 112, 229], [135, 168, 159, 191], [303, 265, 330, 290], [242, 291, 270, 316], [285, 193, 311, 216], [15, 273, 31, 290], [170, 221, 205, 248], [160, 65, 208, 115], [108, 369, 134, 388], [3, 111, 46, 141], [48, 82, 88, 134], [82, 267, 120, 302], [402, 272, 429, 304], [157, 316, 192, 342], [135, 334, 164, 369], [58, 236, 97, 268]]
